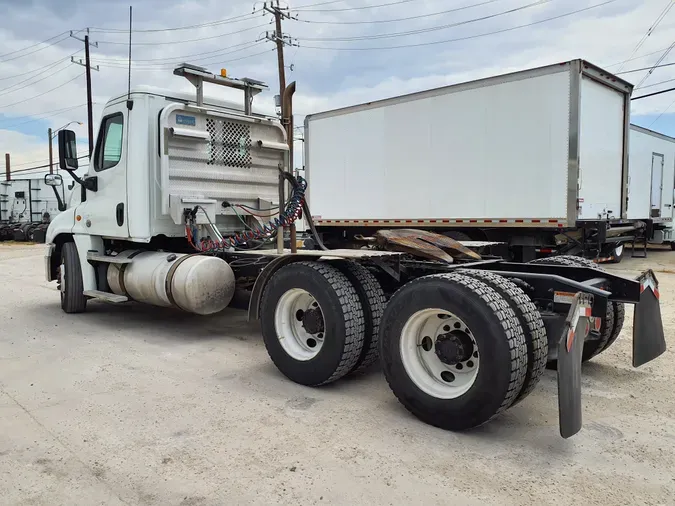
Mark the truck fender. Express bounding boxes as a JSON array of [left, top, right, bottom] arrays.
[[247, 255, 313, 322], [73, 234, 105, 292]]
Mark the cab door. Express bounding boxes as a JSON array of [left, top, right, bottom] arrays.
[[73, 105, 129, 238]]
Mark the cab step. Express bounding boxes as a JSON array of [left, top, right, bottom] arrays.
[[83, 290, 129, 303], [87, 252, 134, 264]]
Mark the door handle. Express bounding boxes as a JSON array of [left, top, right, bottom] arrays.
[[116, 203, 124, 226]]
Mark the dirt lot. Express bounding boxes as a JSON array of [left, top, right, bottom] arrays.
[[1, 244, 674, 505]]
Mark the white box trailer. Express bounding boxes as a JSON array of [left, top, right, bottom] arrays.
[[305, 59, 636, 261], [627, 124, 675, 246]]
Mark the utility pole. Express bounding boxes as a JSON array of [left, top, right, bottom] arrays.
[[4, 153, 10, 182], [264, 1, 292, 117], [70, 29, 99, 158], [48, 128, 53, 175]]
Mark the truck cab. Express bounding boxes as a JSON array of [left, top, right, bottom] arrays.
[[45, 64, 288, 293]]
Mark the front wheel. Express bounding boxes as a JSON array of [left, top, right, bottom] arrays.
[[379, 273, 527, 431], [60, 242, 87, 313]]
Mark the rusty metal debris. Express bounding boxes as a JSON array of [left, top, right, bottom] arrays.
[[367, 229, 482, 263]]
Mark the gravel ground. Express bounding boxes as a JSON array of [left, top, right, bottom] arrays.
[[0, 244, 674, 506]]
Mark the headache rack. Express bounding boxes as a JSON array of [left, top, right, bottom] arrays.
[[173, 63, 268, 114]]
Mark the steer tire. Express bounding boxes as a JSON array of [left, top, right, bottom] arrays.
[[334, 261, 386, 375], [458, 269, 547, 405], [260, 261, 365, 386], [530, 255, 623, 361], [379, 273, 527, 431], [60, 242, 87, 314]]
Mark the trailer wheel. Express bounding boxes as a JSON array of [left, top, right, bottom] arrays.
[[379, 273, 527, 431], [458, 269, 547, 404], [334, 261, 386, 374], [606, 244, 624, 264], [60, 242, 87, 314], [260, 261, 365, 386], [530, 255, 623, 360]]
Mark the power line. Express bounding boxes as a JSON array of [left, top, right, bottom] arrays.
[[615, 0, 674, 73], [616, 62, 675, 74], [91, 39, 260, 64], [649, 95, 675, 127], [0, 60, 76, 97], [0, 31, 70, 60], [637, 76, 675, 90], [292, 0, 345, 8], [0, 72, 84, 110], [295, 0, 617, 50], [9, 155, 90, 177], [90, 11, 255, 33], [296, 0, 552, 42], [96, 22, 269, 46], [0, 104, 88, 129], [94, 42, 268, 69], [295, 0, 505, 24], [96, 48, 274, 71], [605, 45, 675, 68], [0, 33, 71, 64], [632, 86, 675, 101], [293, 0, 416, 12], [635, 40, 675, 88]]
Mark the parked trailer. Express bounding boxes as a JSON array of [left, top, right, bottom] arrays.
[[627, 124, 675, 248], [43, 63, 665, 438], [304, 59, 640, 263]]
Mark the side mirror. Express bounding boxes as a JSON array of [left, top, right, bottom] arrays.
[[57, 130, 78, 171], [44, 173, 63, 187]]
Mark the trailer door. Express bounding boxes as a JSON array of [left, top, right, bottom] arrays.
[[577, 76, 626, 220], [651, 153, 665, 217]]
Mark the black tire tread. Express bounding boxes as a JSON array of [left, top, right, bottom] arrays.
[[263, 261, 365, 385], [61, 242, 87, 314], [335, 261, 386, 374], [458, 269, 547, 404], [384, 273, 528, 421]]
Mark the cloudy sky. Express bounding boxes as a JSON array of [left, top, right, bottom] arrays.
[[0, 0, 674, 177]]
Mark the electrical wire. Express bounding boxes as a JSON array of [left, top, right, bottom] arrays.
[[96, 22, 269, 46], [0, 61, 77, 97], [616, 62, 675, 74], [632, 86, 675, 101], [649, 97, 675, 127], [92, 41, 265, 68], [615, 0, 674, 73], [0, 72, 84, 110], [292, 0, 345, 9], [296, 0, 552, 42], [0, 33, 72, 64], [635, 40, 675, 88], [96, 48, 274, 71], [189, 174, 306, 252], [605, 45, 675, 68], [91, 39, 259, 63], [90, 12, 256, 33], [294, 0, 505, 24], [293, 0, 416, 12], [0, 31, 70, 60], [637, 76, 675, 90], [294, 0, 617, 50], [7, 155, 90, 176], [0, 103, 88, 129]]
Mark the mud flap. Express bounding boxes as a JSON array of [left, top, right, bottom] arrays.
[[633, 270, 666, 368], [557, 293, 593, 439]]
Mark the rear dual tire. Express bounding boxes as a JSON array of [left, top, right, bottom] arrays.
[[379, 273, 528, 431]]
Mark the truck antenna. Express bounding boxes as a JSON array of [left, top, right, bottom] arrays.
[[126, 5, 133, 110]]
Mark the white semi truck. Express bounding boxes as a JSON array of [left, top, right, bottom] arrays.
[[304, 59, 639, 263], [627, 124, 675, 249], [43, 63, 665, 438]]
